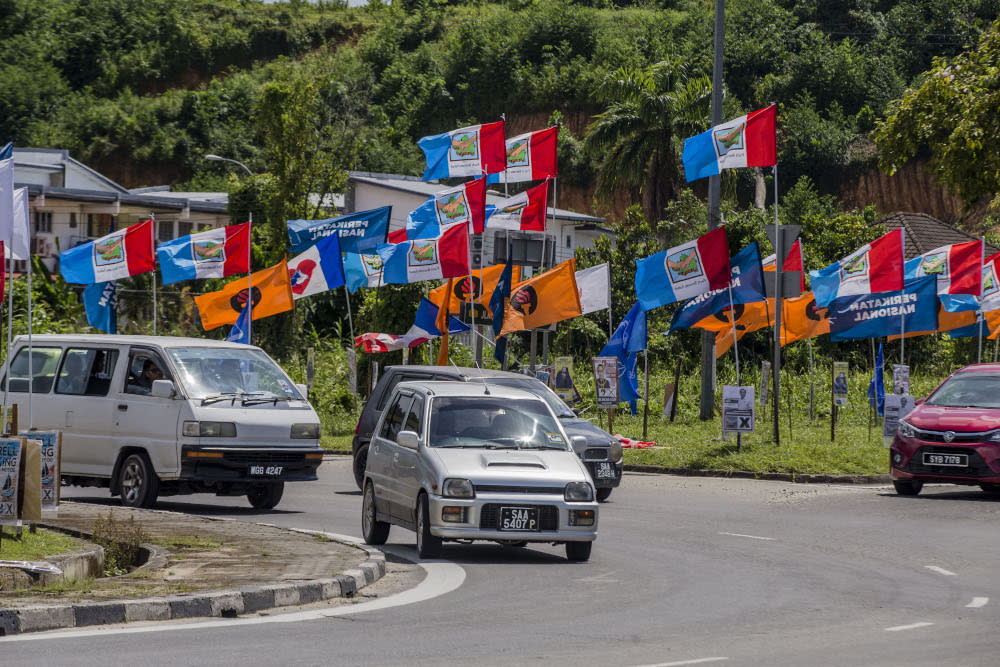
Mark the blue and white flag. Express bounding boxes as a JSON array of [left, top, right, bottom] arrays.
[[635, 227, 731, 311], [599, 302, 646, 415], [343, 251, 384, 293], [227, 302, 251, 344], [669, 242, 766, 332], [405, 177, 486, 240], [287, 233, 345, 300], [356, 298, 470, 353], [83, 281, 117, 334], [377, 224, 469, 285], [828, 276, 937, 341], [867, 342, 885, 416], [490, 254, 515, 364], [286, 206, 391, 255], [157, 223, 250, 285]]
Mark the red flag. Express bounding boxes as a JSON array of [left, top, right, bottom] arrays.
[[763, 238, 806, 291], [486, 179, 550, 232], [501, 126, 558, 183]]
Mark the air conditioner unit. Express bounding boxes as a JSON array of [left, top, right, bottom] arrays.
[[31, 237, 50, 257]]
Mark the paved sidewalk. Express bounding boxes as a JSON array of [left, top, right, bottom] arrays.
[[0, 502, 385, 635]]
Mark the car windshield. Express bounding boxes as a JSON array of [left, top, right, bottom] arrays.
[[926, 373, 1000, 409], [486, 377, 576, 418], [166, 347, 303, 401], [427, 396, 568, 449]]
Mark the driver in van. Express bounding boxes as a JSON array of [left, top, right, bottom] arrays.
[[128, 359, 164, 395]]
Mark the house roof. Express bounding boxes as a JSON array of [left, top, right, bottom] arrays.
[[13, 147, 130, 194], [348, 171, 605, 225], [881, 212, 998, 260], [20, 183, 230, 215]]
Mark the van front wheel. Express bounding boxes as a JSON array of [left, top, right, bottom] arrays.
[[247, 483, 284, 510], [118, 453, 159, 509]]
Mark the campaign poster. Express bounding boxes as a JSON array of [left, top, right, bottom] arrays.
[[832, 361, 849, 405], [22, 430, 61, 512], [593, 357, 619, 407], [662, 382, 677, 417], [0, 437, 24, 526], [722, 385, 755, 432], [553, 356, 575, 401], [759, 361, 771, 406], [892, 364, 910, 395], [883, 393, 916, 440]]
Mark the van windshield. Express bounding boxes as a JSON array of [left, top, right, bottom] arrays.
[[166, 348, 303, 401]]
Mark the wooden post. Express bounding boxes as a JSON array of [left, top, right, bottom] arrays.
[[669, 358, 681, 423], [830, 362, 836, 442], [607, 407, 615, 436]]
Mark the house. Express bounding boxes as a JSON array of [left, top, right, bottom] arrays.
[[10, 148, 230, 272], [881, 212, 998, 259], [346, 171, 612, 272]]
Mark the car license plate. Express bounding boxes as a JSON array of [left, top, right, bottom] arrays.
[[922, 453, 968, 467], [595, 462, 615, 479], [499, 506, 539, 531], [249, 464, 284, 477]]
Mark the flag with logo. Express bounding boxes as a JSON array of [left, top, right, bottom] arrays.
[[343, 251, 384, 293], [355, 298, 470, 353], [904, 240, 982, 296], [83, 281, 117, 334], [286, 206, 391, 255], [576, 263, 611, 315], [60, 220, 155, 284], [635, 227, 731, 311], [194, 260, 294, 330], [405, 177, 487, 240], [157, 222, 250, 285], [780, 292, 831, 345], [682, 105, 777, 182], [490, 126, 558, 184], [485, 179, 550, 232], [499, 259, 582, 335], [599, 302, 646, 414], [429, 262, 522, 321], [419, 120, 506, 181], [809, 229, 904, 308], [377, 223, 470, 285], [669, 242, 767, 332], [762, 238, 807, 292], [696, 301, 772, 358], [287, 233, 345, 300], [827, 275, 937, 341], [978, 251, 1000, 312]]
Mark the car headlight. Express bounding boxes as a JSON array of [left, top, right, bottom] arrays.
[[442, 478, 475, 498], [609, 439, 622, 461], [291, 423, 321, 439], [897, 419, 917, 439], [183, 421, 236, 437], [565, 481, 594, 502]]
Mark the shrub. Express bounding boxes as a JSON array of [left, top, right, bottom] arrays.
[[92, 511, 148, 576]]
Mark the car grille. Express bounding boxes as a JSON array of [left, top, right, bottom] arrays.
[[906, 446, 993, 477], [913, 429, 990, 444], [582, 448, 608, 461], [221, 451, 308, 464], [475, 485, 564, 494], [480, 504, 559, 530]]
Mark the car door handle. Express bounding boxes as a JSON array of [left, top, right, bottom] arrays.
[[117, 404, 128, 411]]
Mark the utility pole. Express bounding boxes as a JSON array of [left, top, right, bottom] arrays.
[[700, 0, 725, 420]]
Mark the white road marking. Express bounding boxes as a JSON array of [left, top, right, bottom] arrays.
[[885, 622, 934, 632], [719, 532, 775, 541], [966, 597, 989, 608], [0, 533, 465, 643], [925, 565, 957, 576], [633, 658, 728, 667]]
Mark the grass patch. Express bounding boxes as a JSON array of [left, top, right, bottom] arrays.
[[321, 433, 352, 452], [152, 536, 224, 550], [0, 528, 82, 560]]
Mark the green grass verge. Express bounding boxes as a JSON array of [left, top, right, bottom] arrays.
[[0, 528, 82, 560]]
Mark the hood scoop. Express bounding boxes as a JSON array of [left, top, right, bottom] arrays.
[[481, 453, 547, 469]]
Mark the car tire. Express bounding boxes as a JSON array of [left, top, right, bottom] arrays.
[[353, 444, 369, 491], [118, 453, 159, 509], [565, 541, 592, 562], [247, 483, 284, 510], [362, 482, 390, 545], [893, 480, 923, 496], [415, 493, 441, 559], [596, 487, 612, 502], [979, 483, 1000, 496]]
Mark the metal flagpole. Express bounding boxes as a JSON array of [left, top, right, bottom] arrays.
[[247, 212, 253, 346], [150, 214, 157, 335], [343, 286, 355, 347], [27, 226, 32, 429], [3, 251, 12, 431], [978, 235, 985, 363], [772, 163, 782, 446], [900, 233, 905, 364]]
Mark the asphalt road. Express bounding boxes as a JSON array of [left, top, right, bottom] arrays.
[[5, 459, 1000, 666]]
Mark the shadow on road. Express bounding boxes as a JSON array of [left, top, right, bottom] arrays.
[[334, 489, 362, 496], [878, 489, 1000, 502], [384, 540, 575, 565], [62, 495, 304, 517]]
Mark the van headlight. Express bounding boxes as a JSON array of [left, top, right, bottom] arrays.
[[183, 421, 237, 437], [291, 423, 321, 439], [442, 478, 475, 498], [565, 481, 594, 502]]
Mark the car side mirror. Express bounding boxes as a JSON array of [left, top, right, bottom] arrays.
[[396, 430, 420, 449], [295, 383, 308, 398], [151, 379, 176, 398]]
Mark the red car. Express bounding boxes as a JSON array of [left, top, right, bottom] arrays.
[[890, 364, 1000, 496]]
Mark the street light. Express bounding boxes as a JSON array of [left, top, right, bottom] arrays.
[[204, 154, 253, 176]]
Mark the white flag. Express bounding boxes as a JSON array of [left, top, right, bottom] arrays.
[[0, 157, 13, 246], [8, 187, 30, 260], [576, 263, 611, 315]]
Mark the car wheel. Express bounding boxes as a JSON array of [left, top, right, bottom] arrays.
[[118, 453, 159, 509], [893, 480, 923, 496], [565, 541, 592, 562], [362, 482, 390, 545], [979, 483, 1000, 496], [596, 487, 612, 502], [353, 444, 369, 491], [247, 482, 284, 510], [415, 493, 441, 559]]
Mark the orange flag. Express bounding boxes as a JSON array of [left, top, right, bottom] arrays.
[[987, 309, 1000, 339], [194, 260, 294, 330], [696, 301, 772, 358], [436, 277, 455, 365], [780, 292, 830, 345], [889, 307, 977, 341], [694, 291, 831, 357], [429, 263, 522, 321], [499, 259, 582, 336]]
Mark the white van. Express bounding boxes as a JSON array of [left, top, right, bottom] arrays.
[[1, 334, 323, 510]]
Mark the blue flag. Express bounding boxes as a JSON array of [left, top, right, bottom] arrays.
[[599, 302, 646, 415], [286, 206, 391, 255], [0, 142, 11, 160], [867, 342, 885, 417], [669, 242, 766, 332], [490, 253, 515, 364], [828, 276, 937, 341], [83, 281, 117, 334], [227, 302, 251, 344]]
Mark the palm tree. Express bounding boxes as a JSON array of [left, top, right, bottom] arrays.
[[586, 59, 712, 224]]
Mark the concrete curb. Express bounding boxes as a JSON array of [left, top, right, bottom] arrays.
[[624, 464, 891, 485], [0, 536, 387, 636]]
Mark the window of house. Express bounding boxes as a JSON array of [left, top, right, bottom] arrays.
[[566, 235, 572, 248], [34, 211, 52, 234], [177, 221, 193, 238], [157, 220, 174, 242], [87, 214, 113, 238], [69, 212, 77, 229]]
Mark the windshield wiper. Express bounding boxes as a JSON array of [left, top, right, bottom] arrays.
[[242, 396, 294, 406], [200, 392, 244, 406]]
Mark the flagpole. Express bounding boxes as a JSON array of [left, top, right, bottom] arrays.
[[26, 215, 33, 429], [343, 286, 355, 348], [3, 250, 13, 432], [247, 212, 253, 346], [900, 232, 905, 364], [772, 162, 782, 446], [149, 214, 158, 336], [978, 235, 985, 363]]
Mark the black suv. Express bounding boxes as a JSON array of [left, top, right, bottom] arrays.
[[351, 365, 624, 501]]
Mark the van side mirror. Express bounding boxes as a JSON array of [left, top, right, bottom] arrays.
[[295, 383, 308, 398], [151, 379, 176, 398], [396, 430, 419, 449]]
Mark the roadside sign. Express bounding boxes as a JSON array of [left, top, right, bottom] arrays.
[[0, 437, 24, 526], [832, 361, 849, 405], [883, 393, 916, 440], [892, 364, 910, 395], [759, 361, 771, 406], [593, 357, 619, 407], [722, 385, 755, 432], [21, 431, 61, 512]]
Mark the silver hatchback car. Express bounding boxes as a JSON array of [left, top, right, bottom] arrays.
[[361, 381, 598, 561]]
